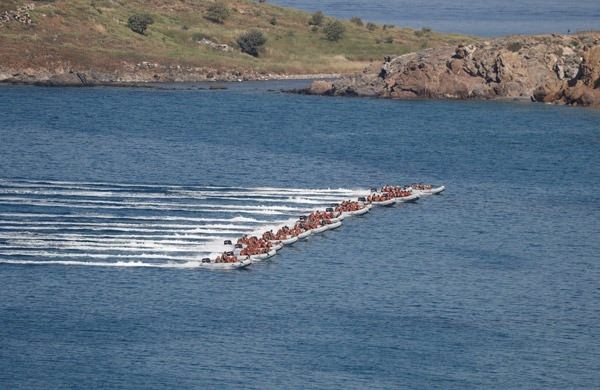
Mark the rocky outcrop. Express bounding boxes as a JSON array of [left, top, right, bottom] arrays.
[[307, 33, 600, 108], [198, 38, 233, 52], [0, 4, 34, 26]]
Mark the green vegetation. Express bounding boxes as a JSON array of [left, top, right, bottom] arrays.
[[350, 17, 363, 26], [308, 11, 324, 26], [192, 32, 210, 42], [324, 20, 345, 42], [127, 13, 153, 35], [507, 41, 523, 52], [366, 22, 377, 31], [0, 0, 474, 76], [414, 27, 432, 37], [205, 3, 230, 24], [237, 30, 267, 57]]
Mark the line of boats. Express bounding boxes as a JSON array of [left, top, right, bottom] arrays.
[[198, 184, 445, 269]]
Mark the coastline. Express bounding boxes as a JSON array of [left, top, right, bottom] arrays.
[[300, 33, 600, 108], [0, 69, 341, 88]]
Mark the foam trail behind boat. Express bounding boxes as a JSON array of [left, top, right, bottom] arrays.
[[0, 259, 201, 268], [0, 179, 367, 269]]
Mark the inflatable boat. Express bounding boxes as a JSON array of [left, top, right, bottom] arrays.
[[296, 230, 312, 239], [413, 185, 445, 196], [394, 193, 420, 203], [270, 243, 284, 251], [310, 224, 330, 234], [325, 220, 342, 230], [310, 220, 343, 234], [250, 249, 277, 262], [371, 198, 396, 207], [199, 257, 252, 270], [343, 205, 372, 217], [326, 208, 345, 221], [269, 236, 299, 246]]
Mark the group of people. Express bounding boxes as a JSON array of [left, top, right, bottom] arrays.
[[380, 185, 413, 198], [237, 235, 275, 257], [214, 252, 239, 264], [367, 193, 393, 202], [212, 201, 367, 264], [210, 184, 434, 264], [411, 183, 433, 190], [335, 200, 365, 213]]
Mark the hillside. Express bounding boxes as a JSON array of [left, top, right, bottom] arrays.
[[0, 0, 473, 85]]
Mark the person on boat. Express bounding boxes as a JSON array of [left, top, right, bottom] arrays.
[[262, 230, 275, 241]]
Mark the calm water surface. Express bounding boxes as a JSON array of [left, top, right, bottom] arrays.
[[0, 83, 599, 388], [271, 0, 600, 36]]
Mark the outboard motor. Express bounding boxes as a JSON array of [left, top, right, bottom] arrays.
[[233, 243, 243, 256], [326, 207, 334, 213], [224, 240, 232, 246], [201, 258, 211, 264], [299, 215, 308, 221], [358, 197, 367, 202], [370, 187, 378, 193], [225, 251, 234, 256]]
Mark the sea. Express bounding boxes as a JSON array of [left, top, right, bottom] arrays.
[[271, 0, 600, 37], [0, 82, 599, 388]]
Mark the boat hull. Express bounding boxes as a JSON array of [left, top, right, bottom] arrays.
[[344, 205, 371, 217], [394, 194, 420, 203], [310, 225, 329, 234], [280, 236, 299, 246], [296, 230, 312, 239], [414, 185, 445, 196], [250, 249, 277, 262], [371, 198, 396, 207], [325, 221, 342, 230], [199, 258, 252, 270]]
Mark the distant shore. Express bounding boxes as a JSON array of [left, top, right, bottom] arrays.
[[0, 70, 341, 87], [0, 1, 469, 89]]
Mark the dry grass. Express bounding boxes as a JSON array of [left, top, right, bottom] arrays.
[[0, 0, 476, 75]]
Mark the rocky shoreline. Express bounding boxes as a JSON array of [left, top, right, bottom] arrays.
[[0, 62, 340, 87], [302, 33, 600, 108]]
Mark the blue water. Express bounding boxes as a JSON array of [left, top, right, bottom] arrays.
[[1, 83, 599, 388], [271, 0, 600, 36]]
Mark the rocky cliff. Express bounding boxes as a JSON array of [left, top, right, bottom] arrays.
[[306, 33, 600, 107]]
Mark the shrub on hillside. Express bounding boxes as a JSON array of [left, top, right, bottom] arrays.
[[414, 27, 432, 37], [366, 22, 377, 31], [192, 32, 211, 42], [205, 3, 230, 24], [127, 13, 154, 35], [323, 20, 345, 41], [350, 16, 363, 26], [507, 41, 523, 52], [308, 11, 324, 26], [237, 30, 267, 57]]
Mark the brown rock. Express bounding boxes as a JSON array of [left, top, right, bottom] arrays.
[[309, 80, 334, 95], [309, 32, 600, 108]]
